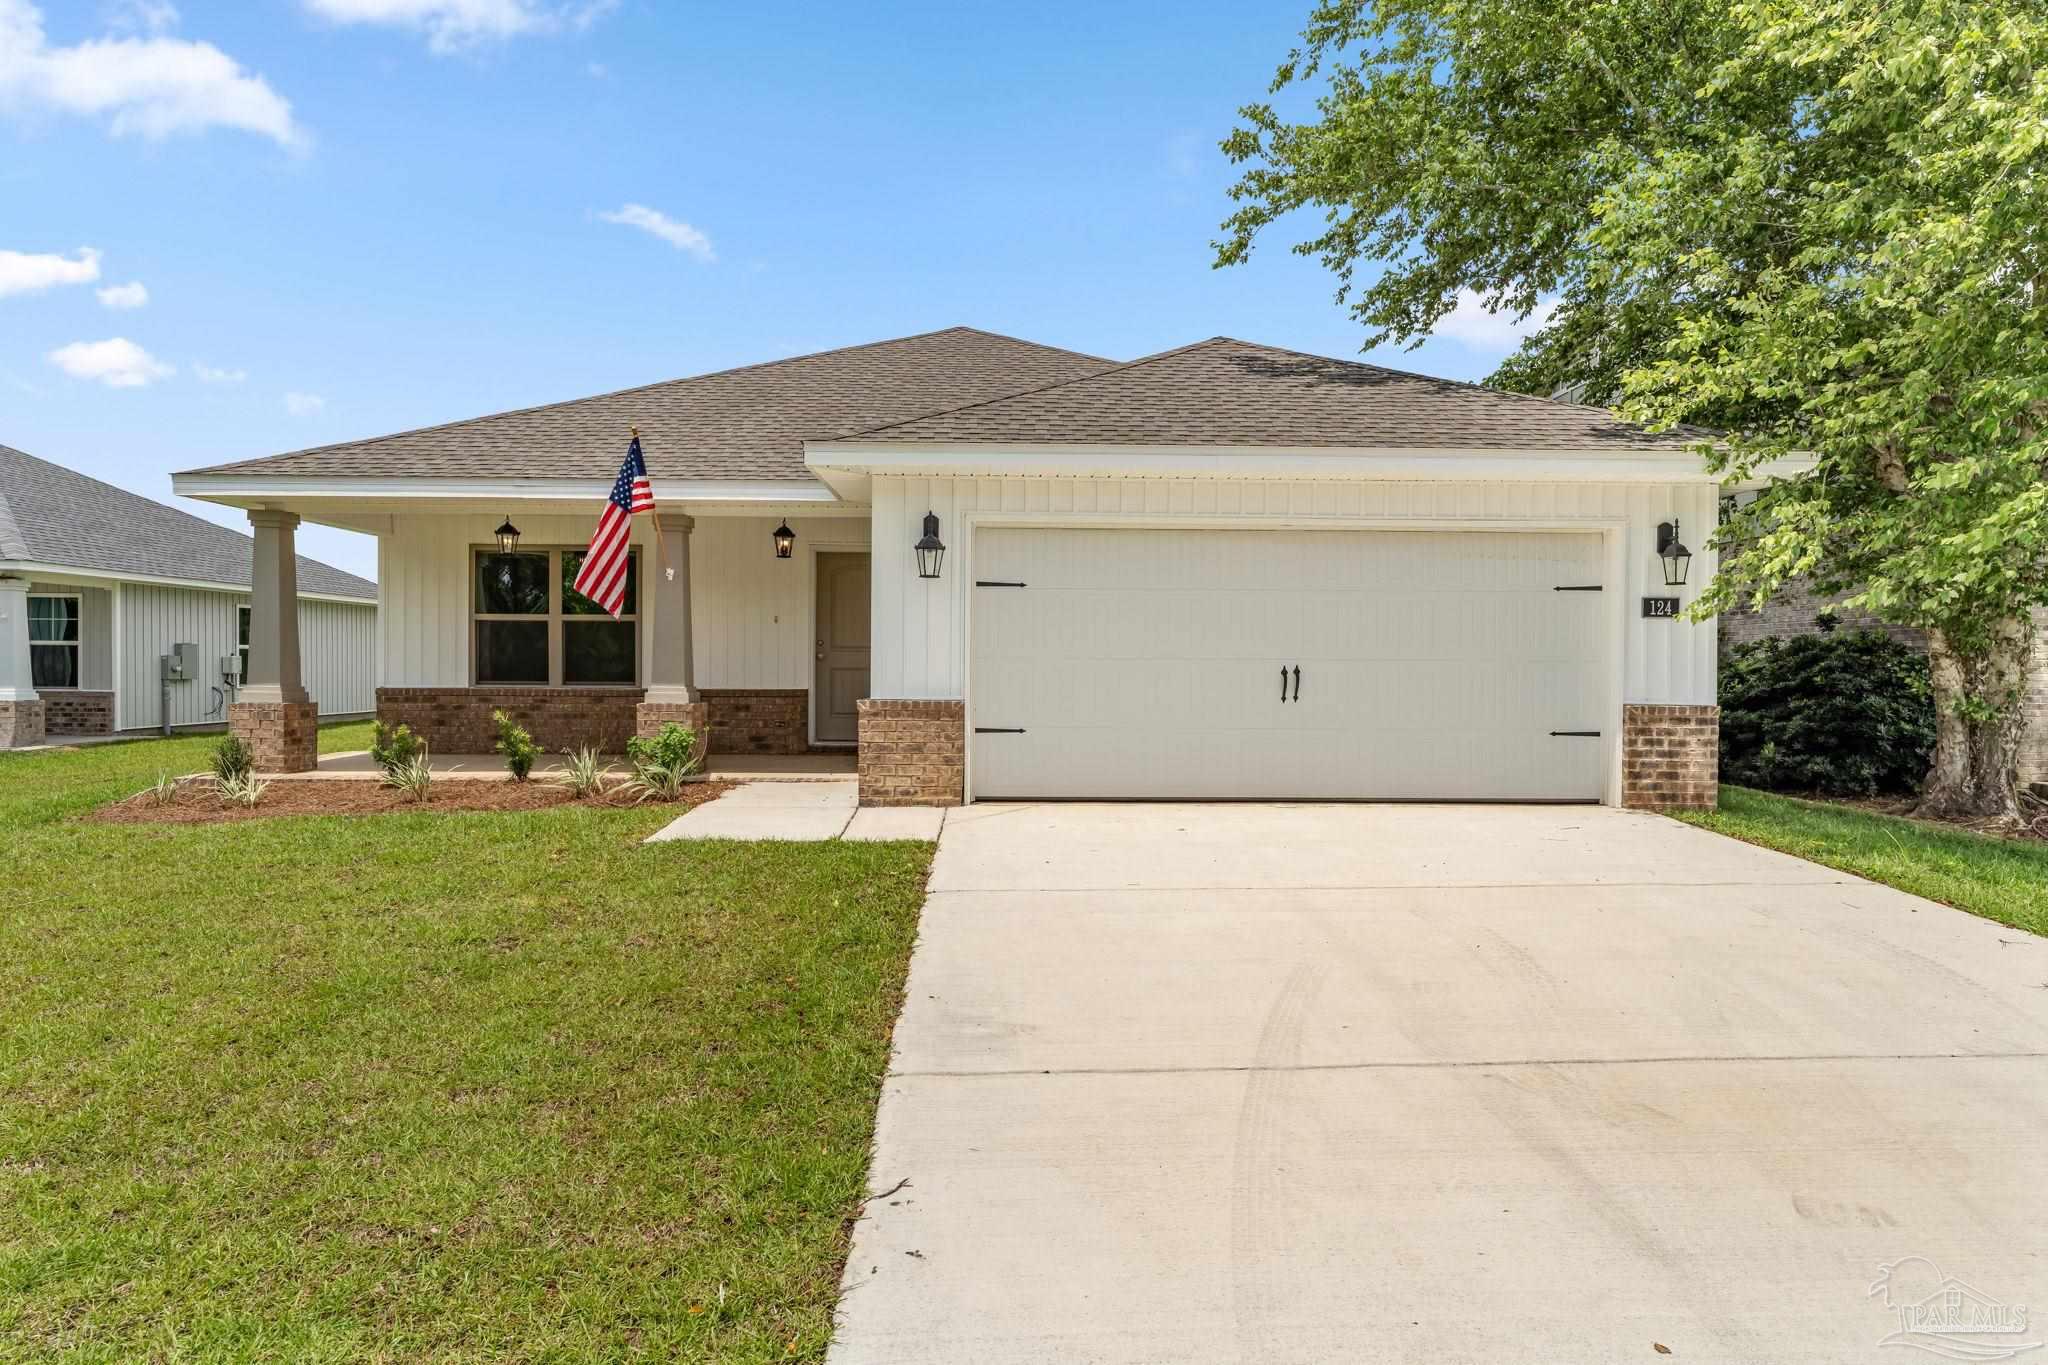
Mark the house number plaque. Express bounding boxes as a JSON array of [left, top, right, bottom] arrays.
[[1642, 596, 1681, 619]]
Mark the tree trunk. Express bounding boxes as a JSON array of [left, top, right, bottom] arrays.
[[1915, 619, 2030, 824]]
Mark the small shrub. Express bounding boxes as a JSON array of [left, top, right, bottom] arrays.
[[625, 722, 701, 778], [142, 772, 180, 806], [215, 771, 268, 808], [550, 746, 613, 799], [1720, 629, 1936, 797], [622, 761, 692, 804], [492, 710, 540, 781], [384, 750, 435, 803], [370, 721, 424, 777], [210, 735, 252, 784]]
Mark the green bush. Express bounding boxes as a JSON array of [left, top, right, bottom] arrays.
[[369, 720, 424, 777], [625, 721, 702, 778], [209, 734, 252, 784], [492, 710, 539, 781], [1719, 628, 1935, 797]]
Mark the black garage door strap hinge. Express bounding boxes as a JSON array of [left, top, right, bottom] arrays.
[[1553, 585, 1604, 592], [974, 727, 1027, 734], [1549, 730, 1603, 737], [975, 580, 1027, 588]]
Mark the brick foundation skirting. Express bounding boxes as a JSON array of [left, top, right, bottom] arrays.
[[230, 700, 318, 773], [0, 699, 45, 748], [40, 689, 113, 737], [700, 688, 808, 755], [1622, 703, 1719, 810], [376, 687, 644, 753], [857, 698, 964, 806], [635, 701, 710, 769]]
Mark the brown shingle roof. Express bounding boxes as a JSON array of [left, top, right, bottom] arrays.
[[183, 328, 1114, 482], [841, 337, 1706, 451]]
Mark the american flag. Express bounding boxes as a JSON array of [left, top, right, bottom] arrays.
[[573, 435, 654, 617]]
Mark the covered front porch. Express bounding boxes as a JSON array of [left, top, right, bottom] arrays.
[[205, 496, 872, 773]]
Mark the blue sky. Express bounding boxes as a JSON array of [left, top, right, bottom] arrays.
[[2, 0, 1543, 580]]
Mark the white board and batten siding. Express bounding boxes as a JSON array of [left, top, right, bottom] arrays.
[[117, 583, 376, 731], [377, 513, 868, 689], [868, 473, 1720, 803]]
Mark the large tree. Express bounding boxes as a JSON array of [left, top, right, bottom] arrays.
[[1217, 0, 2048, 820]]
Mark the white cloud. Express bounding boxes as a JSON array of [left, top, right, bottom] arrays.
[[46, 336, 173, 387], [302, 0, 614, 53], [283, 390, 325, 416], [0, 0, 303, 148], [96, 279, 147, 308], [1431, 289, 1559, 351], [597, 204, 714, 262], [108, 1, 180, 34], [0, 245, 100, 297], [194, 362, 245, 383]]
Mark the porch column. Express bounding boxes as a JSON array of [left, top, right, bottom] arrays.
[[635, 514, 708, 764], [0, 575, 44, 748], [229, 509, 317, 771]]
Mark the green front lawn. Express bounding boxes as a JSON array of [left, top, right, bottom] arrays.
[[1671, 785, 2048, 936], [0, 729, 932, 1362]]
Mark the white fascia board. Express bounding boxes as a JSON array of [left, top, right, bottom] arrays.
[[803, 441, 1722, 483], [0, 560, 374, 606], [171, 474, 844, 504]]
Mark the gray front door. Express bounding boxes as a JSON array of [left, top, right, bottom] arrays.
[[814, 552, 871, 744]]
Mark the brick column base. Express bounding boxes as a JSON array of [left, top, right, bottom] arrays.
[[1622, 704, 1719, 809], [0, 699, 45, 748], [230, 700, 318, 773], [858, 699, 965, 806], [635, 701, 709, 770]]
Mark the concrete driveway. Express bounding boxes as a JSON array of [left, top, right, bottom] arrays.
[[832, 803, 2048, 1365]]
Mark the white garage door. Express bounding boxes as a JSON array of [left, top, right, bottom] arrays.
[[969, 527, 1609, 801]]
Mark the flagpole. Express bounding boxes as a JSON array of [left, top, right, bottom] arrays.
[[633, 425, 674, 580]]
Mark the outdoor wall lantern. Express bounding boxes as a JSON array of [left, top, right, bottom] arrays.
[[494, 517, 521, 554], [914, 511, 946, 580], [773, 520, 796, 559], [1657, 518, 1693, 587]]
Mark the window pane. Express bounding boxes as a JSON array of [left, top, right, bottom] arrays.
[[238, 607, 250, 647], [563, 550, 636, 616], [477, 553, 549, 615], [28, 597, 78, 642], [476, 621, 548, 683], [563, 620, 636, 684], [31, 644, 77, 688]]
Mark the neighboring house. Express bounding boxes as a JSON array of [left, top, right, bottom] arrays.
[[166, 327, 1728, 807], [1715, 494, 2048, 786], [0, 444, 376, 746]]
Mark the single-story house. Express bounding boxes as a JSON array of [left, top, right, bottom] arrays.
[[0, 443, 376, 746], [167, 326, 1735, 808]]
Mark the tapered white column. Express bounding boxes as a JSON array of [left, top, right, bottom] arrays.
[[241, 509, 308, 705]]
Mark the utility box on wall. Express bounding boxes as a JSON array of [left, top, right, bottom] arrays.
[[161, 642, 199, 682]]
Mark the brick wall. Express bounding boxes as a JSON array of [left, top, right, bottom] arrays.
[[1621, 704, 1719, 809], [700, 688, 808, 754], [40, 689, 113, 736], [0, 700, 45, 749], [375, 687, 643, 753], [857, 699, 964, 806]]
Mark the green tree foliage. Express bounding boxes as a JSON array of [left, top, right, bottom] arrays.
[[1219, 0, 2048, 819], [1720, 630, 1936, 797]]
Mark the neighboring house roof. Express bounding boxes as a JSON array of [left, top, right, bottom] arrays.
[[0, 444, 377, 600], [842, 337, 1708, 450], [184, 327, 1115, 483]]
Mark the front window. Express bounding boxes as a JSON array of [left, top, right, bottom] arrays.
[[238, 606, 250, 684], [472, 548, 638, 685], [28, 595, 79, 688]]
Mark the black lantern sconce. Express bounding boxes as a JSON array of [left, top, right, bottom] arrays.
[[914, 510, 946, 580], [772, 520, 796, 559], [494, 516, 521, 554], [1657, 518, 1692, 587]]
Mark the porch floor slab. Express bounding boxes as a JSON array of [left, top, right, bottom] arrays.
[[293, 750, 858, 781]]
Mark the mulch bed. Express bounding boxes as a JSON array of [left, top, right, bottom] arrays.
[[89, 778, 733, 825]]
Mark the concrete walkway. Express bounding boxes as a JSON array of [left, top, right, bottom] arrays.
[[646, 778, 944, 842], [832, 802, 2048, 1365]]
